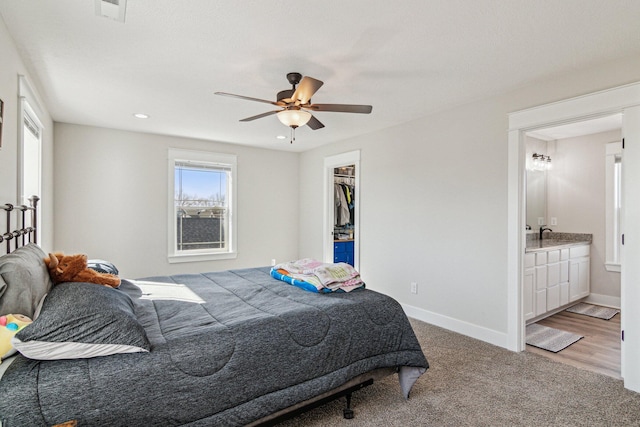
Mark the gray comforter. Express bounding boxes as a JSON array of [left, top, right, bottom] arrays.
[[0, 267, 428, 426]]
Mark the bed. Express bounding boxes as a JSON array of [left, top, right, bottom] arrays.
[[0, 197, 428, 426]]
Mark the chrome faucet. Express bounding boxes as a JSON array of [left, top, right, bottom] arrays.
[[539, 226, 552, 240]]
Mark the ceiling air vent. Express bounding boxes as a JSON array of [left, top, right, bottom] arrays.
[[95, 0, 127, 23]]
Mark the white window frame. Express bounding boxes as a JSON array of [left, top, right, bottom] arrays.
[[167, 148, 237, 263], [605, 141, 622, 272], [18, 75, 44, 206]]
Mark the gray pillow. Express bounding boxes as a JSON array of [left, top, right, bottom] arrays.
[[0, 244, 53, 318], [13, 281, 150, 360]]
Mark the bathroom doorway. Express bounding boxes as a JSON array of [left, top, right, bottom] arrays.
[[523, 116, 622, 378], [507, 81, 640, 393]]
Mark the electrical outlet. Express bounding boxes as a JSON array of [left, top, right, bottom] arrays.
[[410, 282, 418, 294], [537, 217, 545, 226], [550, 217, 557, 226], [271, 259, 276, 266]]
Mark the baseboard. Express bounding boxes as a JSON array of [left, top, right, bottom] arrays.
[[584, 293, 620, 309], [401, 303, 509, 349]]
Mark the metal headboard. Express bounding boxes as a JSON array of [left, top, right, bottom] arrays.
[[0, 195, 39, 255]]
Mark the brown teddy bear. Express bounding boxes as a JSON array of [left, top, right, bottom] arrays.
[[44, 252, 121, 288]]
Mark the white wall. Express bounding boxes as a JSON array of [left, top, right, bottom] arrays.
[[4, 8, 640, 348], [0, 17, 54, 250], [53, 123, 300, 278], [299, 55, 640, 345], [547, 129, 622, 305]]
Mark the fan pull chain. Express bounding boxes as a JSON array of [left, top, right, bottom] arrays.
[[290, 126, 296, 144]]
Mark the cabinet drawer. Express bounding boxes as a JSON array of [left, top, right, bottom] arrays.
[[570, 245, 590, 258], [334, 241, 354, 253], [547, 250, 560, 263], [524, 253, 535, 268], [535, 252, 547, 266]]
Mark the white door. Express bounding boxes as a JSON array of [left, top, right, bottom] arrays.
[[621, 105, 640, 390]]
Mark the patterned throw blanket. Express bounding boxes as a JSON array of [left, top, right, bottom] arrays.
[[271, 258, 365, 293]]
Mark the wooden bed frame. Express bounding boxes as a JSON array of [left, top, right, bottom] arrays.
[[1, 196, 396, 425]]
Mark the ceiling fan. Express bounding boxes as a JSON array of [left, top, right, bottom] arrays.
[[215, 72, 372, 142]]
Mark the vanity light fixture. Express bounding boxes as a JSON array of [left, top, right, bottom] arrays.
[[531, 153, 552, 171]]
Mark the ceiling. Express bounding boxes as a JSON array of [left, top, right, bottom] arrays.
[[1, 1, 640, 152]]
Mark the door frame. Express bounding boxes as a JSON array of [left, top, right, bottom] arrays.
[[323, 150, 360, 270], [507, 81, 640, 393]]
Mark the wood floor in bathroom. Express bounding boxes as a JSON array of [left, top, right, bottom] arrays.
[[526, 308, 621, 379]]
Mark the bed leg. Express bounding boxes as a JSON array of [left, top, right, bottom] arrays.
[[343, 393, 354, 419]]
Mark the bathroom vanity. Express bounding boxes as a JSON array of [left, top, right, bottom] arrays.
[[524, 233, 592, 322]]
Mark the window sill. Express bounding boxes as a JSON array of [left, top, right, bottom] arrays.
[[168, 251, 237, 264], [605, 263, 621, 273]]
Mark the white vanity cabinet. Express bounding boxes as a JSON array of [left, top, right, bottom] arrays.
[[534, 251, 548, 317], [524, 244, 588, 322], [569, 245, 590, 301], [523, 253, 536, 320]]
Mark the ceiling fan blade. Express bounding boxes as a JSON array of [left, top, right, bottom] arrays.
[[291, 76, 323, 104], [306, 115, 325, 130], [239, 110, 280, 122], [215, 92, 283, 106], [307, 104, 373, 114]]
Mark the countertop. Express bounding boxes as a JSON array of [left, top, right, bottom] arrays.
[[525, 239, 590, 253]]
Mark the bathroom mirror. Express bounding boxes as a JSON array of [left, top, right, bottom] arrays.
[[526, 169, 546, 229], [525, 135, 548, 230]]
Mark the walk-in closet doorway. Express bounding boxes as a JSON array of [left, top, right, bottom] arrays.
[[323, 150, 360, 271]]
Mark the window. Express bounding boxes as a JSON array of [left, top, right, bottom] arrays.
[[168, 149, 237, 263], [605, 141, 622, 272], [21, 110, 42, 201], [18, 76, 43, 206]]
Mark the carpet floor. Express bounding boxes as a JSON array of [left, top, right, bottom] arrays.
[[277, 319, 640, 426]]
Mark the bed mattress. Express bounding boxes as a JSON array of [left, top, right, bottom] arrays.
[[0, 267, 428, 426]]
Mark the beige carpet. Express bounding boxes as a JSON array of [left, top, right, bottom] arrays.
[[278, 319, 640, 426]]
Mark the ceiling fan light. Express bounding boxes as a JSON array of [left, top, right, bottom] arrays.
[[277, 109, 311, 128]]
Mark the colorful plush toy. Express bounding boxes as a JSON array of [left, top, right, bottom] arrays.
[[0, 314, 33, 363], [44, 252, 121, 288]]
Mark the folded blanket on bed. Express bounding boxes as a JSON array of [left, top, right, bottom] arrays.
[[271, 258, 365, 293]]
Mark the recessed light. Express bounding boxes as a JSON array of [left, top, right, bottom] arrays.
[[133, 113, 149, 119], [276, 135, 286, 140]]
